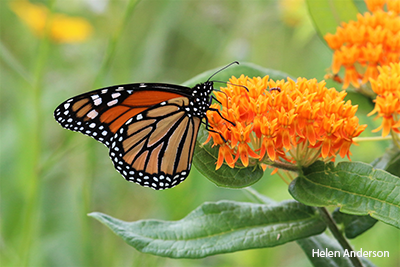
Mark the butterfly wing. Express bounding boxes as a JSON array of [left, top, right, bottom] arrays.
[[54, 83, 203, 190], [109, 97, 201, 190], [54, 83, 191, 146]]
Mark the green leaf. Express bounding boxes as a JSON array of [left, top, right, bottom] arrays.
[[183, 61, 293, 87], [297, 233, 377, 267], [244, 188, 377, 266], [306, 0, 359, 39], [335, 147, 400, 238], [371, 146, 400, 177], [89, 200, 326, 258], [244, 187, 277, 205], [194, 127, 263, 188], [289, 161, 400, 229], [332, 208, 377, 239]]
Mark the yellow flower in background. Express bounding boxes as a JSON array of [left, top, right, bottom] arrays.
[[205, 75, 367, 171], [279, 0, 307, 27], [324, 0, 400, 89], [10, 0, 92, 43], [368, 62, 400, 138], [278, 0, 314, 44]]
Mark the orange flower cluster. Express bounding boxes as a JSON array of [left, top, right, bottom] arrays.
[[205, 75, 367, 170], [324, 0, 400, 89], [368, 62, 400, 137], [10, 0, 92, 43]]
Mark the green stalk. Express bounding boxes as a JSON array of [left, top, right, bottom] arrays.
[[19, 2, 54, 264], [318, 207, 363, 267], [391, 130, 400, 150], [353, 136, 392, 142], [92, 0, 142, 88], [79, 0, 142, 265], [0, 41, 34, 85], [270, 160, 300, 172]]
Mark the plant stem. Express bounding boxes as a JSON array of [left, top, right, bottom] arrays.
[[391, 131, 400, 149], [92, 0, 142, 88], [270, 160, 300, 172], [0, 41, 34, 84], [318, 207, 363, 267], [353, 136, 392, 142], [81, 0, 142, 265], [20, 2, 54, 264]]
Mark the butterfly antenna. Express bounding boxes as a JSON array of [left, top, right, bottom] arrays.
[[207, 61, 239, 82]]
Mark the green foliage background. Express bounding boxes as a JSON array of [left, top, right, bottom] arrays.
[[0, 0, 398, 266]]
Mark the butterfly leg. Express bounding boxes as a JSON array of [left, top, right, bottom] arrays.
[[202, 116, 228, 143], [212, 96, 222, 104], [207, 107, 236, 126]]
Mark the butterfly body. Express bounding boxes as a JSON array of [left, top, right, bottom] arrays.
[[54, 82, 214, 190]]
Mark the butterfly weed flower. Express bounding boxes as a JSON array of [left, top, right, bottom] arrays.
[[205, 75, 367, 175], [368, 62, 400, 146], [10, 0, 92, 43], [324, 0, 400, 90]]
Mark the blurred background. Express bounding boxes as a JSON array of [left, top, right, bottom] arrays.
[[1, 0, 398, 266]]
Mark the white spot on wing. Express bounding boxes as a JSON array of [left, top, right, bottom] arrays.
[[107, 99, 118, 106], [112, 93, 121, 99], [94, 98, 102, 106], [64, 103, 70, 109], [87, 110, 98, 119]]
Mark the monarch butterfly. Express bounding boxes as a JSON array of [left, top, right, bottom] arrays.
[[54, 62, 237, 190]]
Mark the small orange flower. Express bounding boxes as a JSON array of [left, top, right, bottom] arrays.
[[259, 117, 278, 161], [10, 0, 92, 43], [204, 75, 367, 171], [319, 114, 344, 158], [231, 122, 259, 167], [336, 117, 367, 159], [216, 144, 235, 170], [368, 62, 400, 137], [324, 0, 400, 89]]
